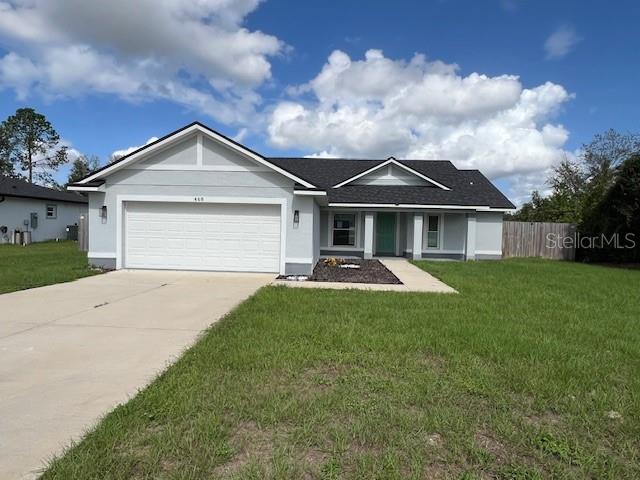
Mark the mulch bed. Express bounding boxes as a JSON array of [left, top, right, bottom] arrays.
[[308, 258, 402, 284]]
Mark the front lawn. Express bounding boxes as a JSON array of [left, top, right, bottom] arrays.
[[0, 241, 99, 294], [43, 260, 640, 479]]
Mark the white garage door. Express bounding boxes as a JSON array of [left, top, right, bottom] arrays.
[[125, 202, 281, 272]]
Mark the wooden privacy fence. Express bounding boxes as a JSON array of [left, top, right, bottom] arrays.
[[502, 221, 577, 260], [78, 214, 88, 252]]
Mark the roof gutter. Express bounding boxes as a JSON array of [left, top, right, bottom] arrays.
[[67, 184, 104, 192], [327, 203, 514, 212], [294, 190, 327, 196]]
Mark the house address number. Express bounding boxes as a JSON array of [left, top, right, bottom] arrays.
[[193, 196, 205, 202]]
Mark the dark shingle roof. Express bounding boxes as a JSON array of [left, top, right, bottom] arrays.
[[267, 158, 515, 209], [0, 175, 88, 204], [70, 121, 513, 209]]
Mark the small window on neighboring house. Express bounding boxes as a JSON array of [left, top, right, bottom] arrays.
[[426, 215, 439, 248], [332, 213, 356, 246], [46, 204, 57, 219]]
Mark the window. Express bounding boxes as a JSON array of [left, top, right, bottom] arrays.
[[46, 204, 57, 219], [332, 213, 356, 246], [426, 215, 439, 248]]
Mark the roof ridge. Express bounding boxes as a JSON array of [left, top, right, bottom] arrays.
[[268, 157, 454, 162]]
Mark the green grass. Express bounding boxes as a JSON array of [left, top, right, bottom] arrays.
[[42, 259, 640, 479], [0, 241, 99, 294]]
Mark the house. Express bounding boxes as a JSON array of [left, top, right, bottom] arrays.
[[68, 122, 515, 274], [0, 175, 87, 243]]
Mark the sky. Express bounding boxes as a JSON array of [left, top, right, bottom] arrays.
[[0, 0, 638, 205]]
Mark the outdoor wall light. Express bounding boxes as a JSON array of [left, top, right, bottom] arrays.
[[100, 205, 108, 224], [293, 210, 300, 228]]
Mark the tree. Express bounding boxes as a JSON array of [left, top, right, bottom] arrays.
[[580, 154, 640, 262], [512, 129, 640, 225], [66, 155, 100, 186], [579, 130, 640, 228], [0, 126, 15, 176], [581, 129, 640, 183], [0, 108, 68, 184], [508, 158, 588, 224]]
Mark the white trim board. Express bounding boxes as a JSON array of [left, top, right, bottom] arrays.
[[125, 165, 271, 172], [328, 203, 512, 212], [476, 250, 502, 255], [67, 185, 104, 192], [115, 195, 288, 275], [411, 250, 465, 255], [332, 159, 451, 190], [294, 190, 327, 196], [88, 252, 117, 258], [79, 123, 316, 189], [196, 133, 203, 167]]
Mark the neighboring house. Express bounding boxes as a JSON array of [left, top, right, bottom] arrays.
[[0, 175, 87, 243], [68, 122, 515, 274]]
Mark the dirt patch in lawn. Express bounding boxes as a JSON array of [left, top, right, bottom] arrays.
[[475, 430, 508, 462], [309, 259, 402, 284], [213, 420, 284, 477]]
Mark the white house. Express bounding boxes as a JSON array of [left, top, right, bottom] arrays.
[[1, 175, 87, 243], [68, 122, 515, 274]]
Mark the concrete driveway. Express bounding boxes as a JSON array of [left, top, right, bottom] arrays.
[[0, 270, 274, 479]]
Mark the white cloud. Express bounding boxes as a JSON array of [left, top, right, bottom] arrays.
[[111, 137, 159, 159], [268, 49, 574, 195], [0, 0, 283, 124], [544, 25, 582, 60]]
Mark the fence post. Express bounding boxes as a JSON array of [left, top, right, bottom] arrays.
[[78, 214, 88, 252]]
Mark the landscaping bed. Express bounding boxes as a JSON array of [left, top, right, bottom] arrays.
[[279, 258, 402, 284]]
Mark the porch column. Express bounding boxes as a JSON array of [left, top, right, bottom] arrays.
[[465, 213, 476, 260], [364, 212, 374, 259], [412, 213, 423, 260]]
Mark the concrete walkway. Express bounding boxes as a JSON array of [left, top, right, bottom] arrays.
[[0, 270, 273, 480], [273, 258, 457, 293]]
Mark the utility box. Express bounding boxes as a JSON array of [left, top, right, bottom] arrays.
[[66, 224, 79, 241], [30, 212, 38, 229]]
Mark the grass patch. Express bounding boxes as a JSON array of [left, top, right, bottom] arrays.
[[0, 241, 99, 294], [42, 259, 640, 479]]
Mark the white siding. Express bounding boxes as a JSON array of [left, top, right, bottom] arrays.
[[354, 164, 429, 186], [87, 134, 314, 272], [475, 212, 503, 255], [0, 196, 86, 243]]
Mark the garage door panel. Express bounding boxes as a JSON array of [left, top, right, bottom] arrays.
[[125, 202, 281, 273], [165, 238, 187, 250]]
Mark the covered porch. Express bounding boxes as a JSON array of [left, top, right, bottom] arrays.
[[318, 208, 483, 261]]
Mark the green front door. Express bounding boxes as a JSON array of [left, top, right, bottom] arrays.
[[375, 213, 396, 256]]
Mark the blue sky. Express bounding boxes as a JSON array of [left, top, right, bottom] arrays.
[[1, 0, 638, 203]]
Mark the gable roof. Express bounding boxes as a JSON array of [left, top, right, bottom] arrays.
[[73, 122, 316, 189], [0, 175, 87, 204], [332, 158, 451, 190], [268, 158, 515, 210], [69, 121, 514, 210]]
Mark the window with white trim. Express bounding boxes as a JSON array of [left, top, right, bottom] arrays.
[[332, 213, 356, 246], [426, 215, 439, 248], [46, 204, 57, 219]]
